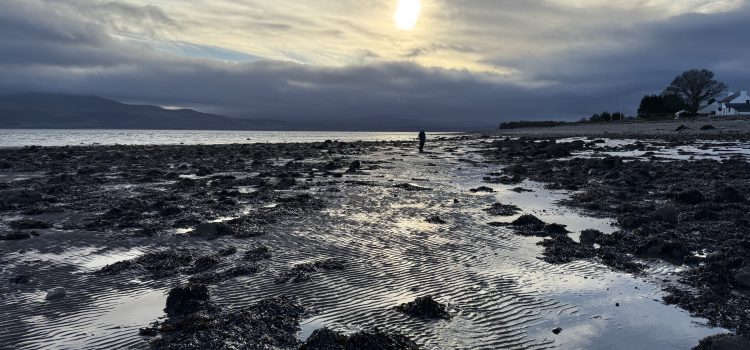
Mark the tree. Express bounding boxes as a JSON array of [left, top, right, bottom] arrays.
[[664, 69, 727, 116], [638, 94, 686, 118]]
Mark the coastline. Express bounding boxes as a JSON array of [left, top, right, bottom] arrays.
[[1, 129, 748, 349]]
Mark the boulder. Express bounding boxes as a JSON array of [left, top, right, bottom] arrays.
[[394, 295, 451, 320], [425, 216, 447, 224], [0, 190, 42, 205], [192, 222, 233, 239], [579, 229, 603, 245], [714, 186, 745, 203], [676, 190, 705, 205], [512, 214, 545, 229], [694, 334, 750, 350], [653, 206, 678, 224], [45, 287, 67, 300], [734, 266, 750, 289], [164, 283, 210, 316], [346, 160, 361, 174]]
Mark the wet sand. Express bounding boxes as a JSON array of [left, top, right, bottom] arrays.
[[1, 132, 747, 349]]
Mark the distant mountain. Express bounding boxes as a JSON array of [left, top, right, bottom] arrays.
[[0, 92, 284, 130]]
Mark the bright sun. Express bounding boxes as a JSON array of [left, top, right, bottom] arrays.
[[395, 0, 422, 30]]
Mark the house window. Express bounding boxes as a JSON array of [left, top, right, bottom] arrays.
[[746, 99, 749, 104]]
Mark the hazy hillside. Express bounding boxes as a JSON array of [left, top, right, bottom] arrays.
[[0, 93, 279, 130]]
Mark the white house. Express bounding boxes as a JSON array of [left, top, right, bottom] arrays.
[[700, 90, 750, 116]]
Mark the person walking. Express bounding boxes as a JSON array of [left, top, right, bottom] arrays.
[[418, 129, 426, 153]]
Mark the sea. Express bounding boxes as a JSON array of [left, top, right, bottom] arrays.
[[0, 129, 448, 147]]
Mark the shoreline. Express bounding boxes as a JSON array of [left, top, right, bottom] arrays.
[[1, 132, 748, 349]]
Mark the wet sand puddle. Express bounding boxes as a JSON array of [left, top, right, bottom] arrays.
[[0, 138, 728, 349]]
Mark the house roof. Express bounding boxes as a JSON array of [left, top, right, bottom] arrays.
[[720, 92, 740, 103], [727, 103, 750, 113]]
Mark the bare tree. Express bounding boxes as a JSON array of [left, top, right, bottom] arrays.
[[664, 69, 727, 116]]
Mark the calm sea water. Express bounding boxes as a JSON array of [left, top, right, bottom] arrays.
[[0, 129, 446, 147]]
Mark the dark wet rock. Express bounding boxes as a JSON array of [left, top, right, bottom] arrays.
[[483, 203, 521, 216], [425, 216, 447, 224], [510, 187, 533, 193], [675, 125, 690, 131], [394, 295, 451, 320], [653, 206, 679, 224], [676, 190, 705, 205], [714, 186, 745, 203], [511, 214, 545, 229], [192, 222, 234, 240], [483, 175, 522, 185], [0, 190, 42, 205], [188, 264, 259, 284], [0, 232, 33, 240], [734, 267, 750, 289], [635, 239, 689, 262], [544, 223, 569, 235], [300, 327, 349, 350], [217, 246, 237, 256], [469, 186, 494, 193], [8, 219, 52, 230], [9, 275, 30, 284], [701, 125, 717, 131], [165, 283, 210, 316], [191, 256, 220, 272], [694, 334, 750, 350], [45, 287, 67, 300], [276, 259, 347, 284], [552, 327, 563, 335], [394, 183, 432, 191], [579, 229, 603, 245], [97, 249, 194, 279], [276, 177, 297, 189], [538, 235, 596, 264], [300, 327, 419, 350], [346, 160, 362, 174], [244, 246, 272, 262], [143, 286, 304, 350]]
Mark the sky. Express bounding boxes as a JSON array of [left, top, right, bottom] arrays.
[[0, 0, 749, 130]]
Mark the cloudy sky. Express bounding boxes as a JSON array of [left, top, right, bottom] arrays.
[[1, 0, 749, 130]]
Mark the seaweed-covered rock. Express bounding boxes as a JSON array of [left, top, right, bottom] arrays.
[[425, 216, 447, 224], [346, 160, 362, 174], [165, 283, 210, 316], [543, 223, 569, 235], [579, 229, 603, 245], [394, 295, 451, 320], [0, 232, 33, 240], [192, 222, 234, 240], [9, 275, 30, 284], [483, 203, 521, 216], [714, 186, 745, 203], [469, 186, 494, 193], [512, 214, 545, 229], [143, 292, 304, 350], [244, 246, 272, 262], [275, 259, 347, 284], [300, 327, 419, 350], [394, 183, 432, 191], [8, 219, 52, 230], [694, 333, 750, 350], [735, 267, 750, 289], [676, 190, 705, 205], [0, 190, 42, 205]]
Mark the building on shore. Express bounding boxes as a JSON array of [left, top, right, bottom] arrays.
[[698, 90, 750, 116]]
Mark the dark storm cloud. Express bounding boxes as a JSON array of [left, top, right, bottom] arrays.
[[0, 0, 749, 130]]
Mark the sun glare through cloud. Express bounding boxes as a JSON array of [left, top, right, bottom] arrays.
[[395, 0, 422, 30]]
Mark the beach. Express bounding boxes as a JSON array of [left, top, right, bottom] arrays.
[[2, 123, 750, 349]]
